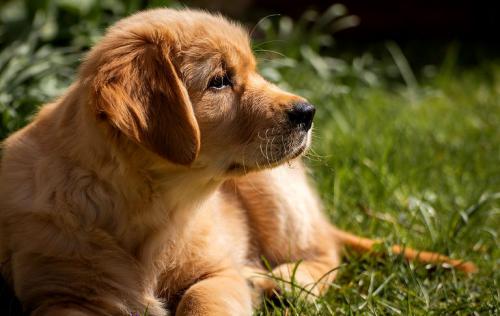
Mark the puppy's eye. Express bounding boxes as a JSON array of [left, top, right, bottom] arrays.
[[208, 74, 232, 90]]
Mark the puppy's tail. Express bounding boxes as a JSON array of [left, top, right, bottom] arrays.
[[331, 227, 478, 273]]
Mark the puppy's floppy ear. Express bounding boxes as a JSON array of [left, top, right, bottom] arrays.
[[88, 35, 200, 165]]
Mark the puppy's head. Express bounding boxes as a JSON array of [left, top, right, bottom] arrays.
[[82, 9, 314, 174]]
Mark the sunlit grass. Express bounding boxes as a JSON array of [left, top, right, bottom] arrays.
[[254, 60, 500, 315]]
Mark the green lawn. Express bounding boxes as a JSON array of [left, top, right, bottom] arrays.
[[1, 2, 499, 315], [255, 59, 500, 315]]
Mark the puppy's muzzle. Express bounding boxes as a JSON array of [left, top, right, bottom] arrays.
[[287, 102, 316, 131]]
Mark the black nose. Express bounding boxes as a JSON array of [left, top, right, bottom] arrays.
[[287, 102, 316, 131]]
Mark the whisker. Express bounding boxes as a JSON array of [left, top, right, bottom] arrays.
[[252, 39, 286, 49], [269, 136, 277, 168], [253, 49, 287, 58], [249, 14, 281, 39], [264, 129, 271, 166]]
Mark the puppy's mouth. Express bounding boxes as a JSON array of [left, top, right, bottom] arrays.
[[227, 128, 311, 174]]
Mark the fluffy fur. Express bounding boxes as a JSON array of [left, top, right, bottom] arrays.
[[0, 9, 339, 316]]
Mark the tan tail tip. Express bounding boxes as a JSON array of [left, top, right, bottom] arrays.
[[449, 261, 478, 274]]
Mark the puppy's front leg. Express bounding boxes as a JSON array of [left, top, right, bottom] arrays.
[[176, 269, 252, 316], [244, 250, 341, 302], [270, 252, 340, 300]]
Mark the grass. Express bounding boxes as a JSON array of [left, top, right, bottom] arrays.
[[253, 53, 500, 315], [0, 2, 499, 315]]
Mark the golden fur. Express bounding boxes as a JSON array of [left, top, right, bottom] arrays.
[[0, 9, 338, 315], [0, 8, 475, 316]]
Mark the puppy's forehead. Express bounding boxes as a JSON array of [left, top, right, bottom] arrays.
[[160, 10, 256, 87], [175, 12, 255, 70], [117, 9, 254, 65]]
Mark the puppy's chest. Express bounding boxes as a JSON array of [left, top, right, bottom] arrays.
[[144, 191, 251, 295]]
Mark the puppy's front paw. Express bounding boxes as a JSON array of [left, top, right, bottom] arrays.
[[242, 267, 281, 306], [176, 270, 252, 316], [243, 263, 335, 305]]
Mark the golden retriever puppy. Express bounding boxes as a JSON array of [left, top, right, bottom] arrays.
[[0, 8, 475, 316], [0, 9, 337, 315]]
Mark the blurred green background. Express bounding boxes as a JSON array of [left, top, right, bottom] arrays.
[[0, 0, 499, 315]]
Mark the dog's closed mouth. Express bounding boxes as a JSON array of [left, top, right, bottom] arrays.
[[287, 137, 309, 160], [276, 130, 311, 162], [228, 132, 310, 174]]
